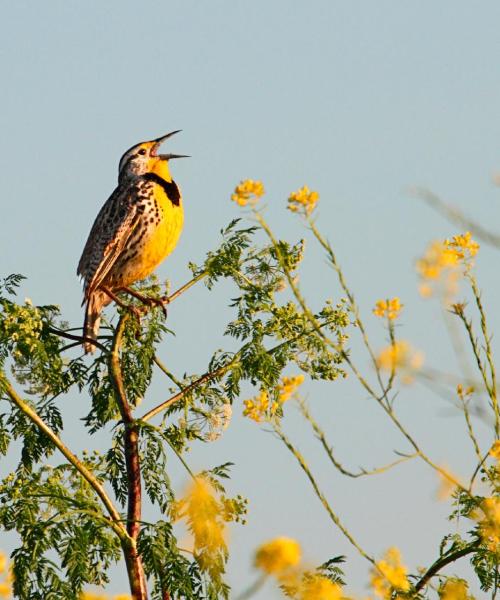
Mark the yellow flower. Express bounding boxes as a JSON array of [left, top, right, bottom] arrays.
[[80, 594, 108, 600], [231, 179, 265, 206], [436, 467, 463, 501], [278, 375, 305, 403], [456, 384, 474, 401], [490, 441, 500, 461], [445, 231, 479, 260], [172, 478, 226, 571], [113, 595, 133, 600], [0, 554, 6, 576], [254, 537, 301, 576], [416, 233, 479, 299], [243, 391, 270, 422], [299, 576, 343, 600], [439, 579, 472, 600], [0, 582, 10, 600], [288, 186, 319, 215], [370, 547, 410, 598], [373, 298, 403, 320], [376, 341, 423, 382], [473, 496, 500, 551]]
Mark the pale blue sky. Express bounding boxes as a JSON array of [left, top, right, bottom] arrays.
[[2, 2, 500, 597]]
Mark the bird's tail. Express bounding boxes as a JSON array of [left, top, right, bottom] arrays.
[[83, 290, 109, 353]]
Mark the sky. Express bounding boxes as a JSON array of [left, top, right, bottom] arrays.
[[2, 1, 500, 597]]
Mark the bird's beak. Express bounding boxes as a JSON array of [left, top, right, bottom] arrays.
[[151, 130, 185, 156], [158, 153, 190, 160]]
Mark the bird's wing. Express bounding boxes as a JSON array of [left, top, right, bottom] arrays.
[[78, 183, 141, 301]]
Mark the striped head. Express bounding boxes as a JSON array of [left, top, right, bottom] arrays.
[[118, 130, 188, 181]]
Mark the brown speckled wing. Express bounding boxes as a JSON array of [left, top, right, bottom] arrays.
[[77, 183, 141, 301]]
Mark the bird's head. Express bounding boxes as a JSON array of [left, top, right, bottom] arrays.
[[118, 130, 188, 181]]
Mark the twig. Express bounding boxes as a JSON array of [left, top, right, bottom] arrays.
[[276, 425, 375, 565], [414, 540, 480, 591], [47, 326, 108, 354]]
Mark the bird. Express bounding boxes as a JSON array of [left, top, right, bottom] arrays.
[[77, 131, 186, 353]]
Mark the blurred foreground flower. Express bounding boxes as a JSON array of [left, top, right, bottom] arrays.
[[298, 575, 343, 600], [254, 537, 301, 576], [416, 232, 479, 298], [287, 186, 319, 216], [372, 297, 403, 320], [436, 467, 463, 500], [473, 496, 500, 551], [439, 579, 472, 600], [0, 552, 11, 599], [490, 440, 500, 461], [370, 547, 410, 598], [278, 374, 305, 403], [231, 179, 265, 206], [171, 477, 227, 573], [376, 341, 423, 382]]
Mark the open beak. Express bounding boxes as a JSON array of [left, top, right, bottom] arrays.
[[151, 130, 184, 156], [158, 153, 190, 160]]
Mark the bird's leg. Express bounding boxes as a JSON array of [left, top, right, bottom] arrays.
[[102, 286, 142, 323], [117, 287, 168, 317]]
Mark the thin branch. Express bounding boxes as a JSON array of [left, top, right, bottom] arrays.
[[276, 425, 375, 565], [414, 540, 480, 591], [0, 373, 126, 539], [467, 272, 499, 437], [297, 397, 419, 477], [47, 326, 108, 354], [141, 364, 231, 422], [308, 218, 386, 394]]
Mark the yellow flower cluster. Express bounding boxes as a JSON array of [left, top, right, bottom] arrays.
[[299, 576, 343, 600], [456, 384, 474, 401], [0, 552, 12, 599], [490, 440, 500, 461], [445, 231, 479, 261], [172, 477, 226, 570], [243, 375, 305, 422], [376, 341, 423, 381], [474, 497, 500, 551], [278, 375, 305, 403], [254, 538, 344, 600], [243, 390, 271, 423], [231, 179, 265, 206], [254, 537, 301, 575], [287, 186, 319, 215], [416, 232, 479, 298], [439, 579, 472, 600], [370, 547, 410, 598], [372, 298, 403, 320], [436, 467, 462, 501]]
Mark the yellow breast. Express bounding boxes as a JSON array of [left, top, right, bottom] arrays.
[[143, 184, 184, 271]]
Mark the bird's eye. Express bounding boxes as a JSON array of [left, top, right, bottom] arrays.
[[138, 149, 146, 155]]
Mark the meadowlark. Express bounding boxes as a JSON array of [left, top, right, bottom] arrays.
[[77, 131, 186, 353]]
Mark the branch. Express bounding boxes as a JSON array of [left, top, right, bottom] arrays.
[[141, 363, 231, 422], [275, 424, 375, 565], [414, 540, 480, 591], [109, 316, 142, 539], [0, 373, 125, 540], [47, 325, 108, 354], [109, 315, 148, 600]]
